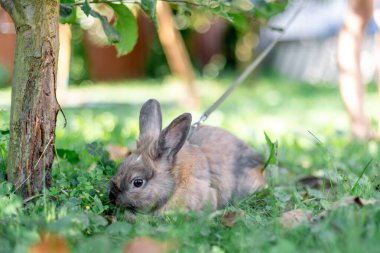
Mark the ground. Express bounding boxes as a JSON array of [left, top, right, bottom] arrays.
[[0, 74, 379, 253]]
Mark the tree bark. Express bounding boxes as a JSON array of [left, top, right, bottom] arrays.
[[0, 0, 60, 197]]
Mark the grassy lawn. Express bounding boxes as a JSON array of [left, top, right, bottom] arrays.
[[0, 74, 379, 252]]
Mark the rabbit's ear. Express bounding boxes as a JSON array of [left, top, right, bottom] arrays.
[[158, 113, 192, 160], [139, 99, 163, 140]]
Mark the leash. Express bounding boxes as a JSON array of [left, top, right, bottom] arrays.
[[189, 1, 305, 136]]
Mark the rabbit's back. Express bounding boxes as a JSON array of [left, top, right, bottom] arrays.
[[188, 125, 265, 207]]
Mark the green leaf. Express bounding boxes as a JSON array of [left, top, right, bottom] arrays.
[[0, 129, 9, 135], [141, 0, 157, 27], [227, 12, 249, 32], [86, 142, 103, 157], [88, 212, 108, 227], [79, 0, 120, 43], [92, 196, 105, 214], [60, 3, 77, 24], [253, 0, 288, 19], [107, 3, 138, 56], [56, 148, 80, 164], [210, 5, 234, 23], [263, 132, 278, 170], [89, 9, 120, 44], [60, 4, 73, 18], [0, 182, 14, 195], [82, 0, 91, 16]]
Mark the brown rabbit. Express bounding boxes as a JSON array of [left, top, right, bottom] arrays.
[[109, 99, 265, 214]]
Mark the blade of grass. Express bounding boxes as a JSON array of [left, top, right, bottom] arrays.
[[263, 132, 278, 171], [350, 158, 373, 194], [307, 130, 323, 145]]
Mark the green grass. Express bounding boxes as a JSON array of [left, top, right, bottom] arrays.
[[0, 74, 379, 253]]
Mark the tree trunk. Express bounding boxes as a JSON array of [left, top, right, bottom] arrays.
[[0, 0, 60, 198]]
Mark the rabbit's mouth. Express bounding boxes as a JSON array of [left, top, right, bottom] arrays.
[[125, 204, 138, 213]]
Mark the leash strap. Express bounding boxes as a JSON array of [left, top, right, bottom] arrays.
[[189, 1, 305, 135]]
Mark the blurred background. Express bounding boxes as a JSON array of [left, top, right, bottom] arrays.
[[2, 0, 379, 86], [0, 0, 361, 87]]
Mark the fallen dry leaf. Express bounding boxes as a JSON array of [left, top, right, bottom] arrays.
[[312, 196, 377, 223], [280, 197, 377, 228], [29, 233, 70, 253], [333, 196, 377, 208], [280, 209, 312, 229], [124, 237, 174, 253], [221, 210, 245, 228], [106, 144, 129, 161]]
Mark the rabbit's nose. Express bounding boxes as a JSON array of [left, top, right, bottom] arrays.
[[109, 189, 118, 205], [109, 180, 121, 205]]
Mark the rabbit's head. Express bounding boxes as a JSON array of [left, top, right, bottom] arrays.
[[109, 99, 192, 213]]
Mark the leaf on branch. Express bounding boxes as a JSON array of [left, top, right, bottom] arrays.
[[253, 0, 288, 19], [59, 4, 73, 18], [107, 3, 138, 56], [141, 0, 158, 27], [79, 0, 120, 43], [60, 2, 77, 24], [91, 10, 121, 44], [82, 0, 92, 16]]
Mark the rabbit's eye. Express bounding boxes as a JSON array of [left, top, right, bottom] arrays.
[[133, 178, 144, 188]]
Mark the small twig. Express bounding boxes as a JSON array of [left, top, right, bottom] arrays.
[[13, 136, 54, 193], [63, 0, 137, 6], [23, 194, 42, 204], [59, 106, 67, 128], [62, 0, 207, 7]]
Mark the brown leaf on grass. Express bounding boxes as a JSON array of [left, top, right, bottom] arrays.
[[29, 233, 70, 253], [334, 196, 377, 208], [312, 196, 377, 223], [106, 144, 129, 161], [124, 237, 174, 253], [280, 197, 377, 228], [221, 210, 245, 228], [280, 209, 312, 229]]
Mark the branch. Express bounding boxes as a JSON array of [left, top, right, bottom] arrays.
[[64, 0, 208, 8], [0, 0, 15, 18]]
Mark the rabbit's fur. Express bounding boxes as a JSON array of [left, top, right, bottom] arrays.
[[109, 99, 265, 214]]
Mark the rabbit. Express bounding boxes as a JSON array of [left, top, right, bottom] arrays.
[[109, 99, 265, 214]]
